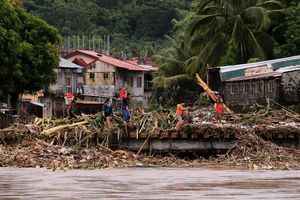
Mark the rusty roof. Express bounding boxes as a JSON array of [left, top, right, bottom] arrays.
[[75, 50, 146, 71]]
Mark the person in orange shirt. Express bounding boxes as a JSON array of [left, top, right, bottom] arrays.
[[176, 103, 186, 131]]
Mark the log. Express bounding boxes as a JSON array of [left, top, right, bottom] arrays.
[[41, 120, 89, 136]]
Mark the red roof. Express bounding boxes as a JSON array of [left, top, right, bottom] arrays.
[[73, 58, 89, 67], [71, 50, 146, 71]]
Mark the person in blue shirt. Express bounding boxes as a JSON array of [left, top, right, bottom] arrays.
[[103, 98, 113, 128], [122, 104, 131, 123]]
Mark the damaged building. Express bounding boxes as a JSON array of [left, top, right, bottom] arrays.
[[208, 55, 300, 107], [66, 50, 157, 104]]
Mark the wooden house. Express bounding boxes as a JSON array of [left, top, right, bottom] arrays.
[[208, 55, 300, 107], [50, 58, 84, 95], [37, 58, 84, 118], [66, 50, 149, 102]]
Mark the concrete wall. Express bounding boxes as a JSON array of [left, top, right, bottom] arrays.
[[223, 78, 281, 106], [281, 70, 300, 103]]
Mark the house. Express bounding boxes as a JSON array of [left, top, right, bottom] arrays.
[[65, 50, 150, 103], [50, 57, 84, 95], [27, 58, 84, 118], [208, 55, 300, 107], [126, 57, 158, 105]]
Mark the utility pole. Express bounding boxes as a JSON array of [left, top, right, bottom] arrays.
[[92, 35, 95, 51], [103, 35, 106, 53], [77, 35, 80, 49], [107, 35, 110, 55], [82, 35, 85, 49]]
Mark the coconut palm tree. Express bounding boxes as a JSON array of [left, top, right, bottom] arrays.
[[187, 0, 283, 68]]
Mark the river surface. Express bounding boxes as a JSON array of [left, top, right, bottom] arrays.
[[0, 168, 299, 200]]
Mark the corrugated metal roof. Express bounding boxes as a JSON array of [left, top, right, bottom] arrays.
[[139, 64, 158, 71], [59, 57, 82, 69], [219, 55, 300, 81], [225, 72, 282, 82], [76, 50, 146, 71], [276, 65, 300, 73]]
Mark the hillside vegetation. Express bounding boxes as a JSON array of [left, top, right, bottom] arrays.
[[23, 0, 192, 56]]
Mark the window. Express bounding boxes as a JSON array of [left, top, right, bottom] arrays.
[[89, 73, 95, 81], [137, 77, 142, 88], [128, 77, 134, 87], [66, 77, 71, 86], [90, 63, 96, 68], [103, 73, 110, 80]]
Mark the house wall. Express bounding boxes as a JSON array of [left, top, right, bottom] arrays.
[[85, 61, 115, 86], [223, 78, 281, 106], [67, 54, 145, 102], [116, 70, 144, 101], [281, 70, 300, 103], [50, 68, 83, 95]]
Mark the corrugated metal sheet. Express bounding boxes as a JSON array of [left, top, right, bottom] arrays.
[[59, 58, 82, 69], [77, 50, 147, 71], [225, 72, 282, 82], [219, 55, 300, 81]]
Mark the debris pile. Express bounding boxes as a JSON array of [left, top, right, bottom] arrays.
[[0, 139, 137, 169], [0, 139, 205, 169], [0, 107, 299, 170], [219, 131, 300, 170]]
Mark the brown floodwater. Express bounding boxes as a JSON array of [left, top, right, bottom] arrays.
[[0, 167, 299, 199]]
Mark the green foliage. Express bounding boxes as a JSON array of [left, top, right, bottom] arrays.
[[187, 0, 283, 66], [23, 0, 192, 56], [274, 1, 300, 57], [0, 0, 60, 101], [155, 0, 300, 82]]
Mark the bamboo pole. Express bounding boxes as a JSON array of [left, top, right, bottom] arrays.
[[196, 73, 233, 113]]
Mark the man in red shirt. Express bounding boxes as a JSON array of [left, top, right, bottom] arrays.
[[119, 87, 128, 100], [214, 92, 224, 122]]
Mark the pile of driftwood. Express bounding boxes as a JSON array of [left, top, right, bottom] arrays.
[[219, 130, 300, 170], [0, 107, 300, 170], [0, 138, 205, 169]]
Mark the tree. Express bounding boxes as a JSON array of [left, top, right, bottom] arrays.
[[273, 1, 300, 57], [0, 0, 60, 105], [187, 0, 283, 68], [22, 0, 192, 56]]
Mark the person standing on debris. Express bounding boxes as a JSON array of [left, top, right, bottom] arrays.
[[64, 92, 74, 117], [103, 98, 113, 129], [119, 87, 128, 102], [214, 92, 224, 121], [122, 104, 131, 123], [176, 103, 186, 131]]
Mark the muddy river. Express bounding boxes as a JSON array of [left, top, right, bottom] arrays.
[[0, 168, 299, 199]]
